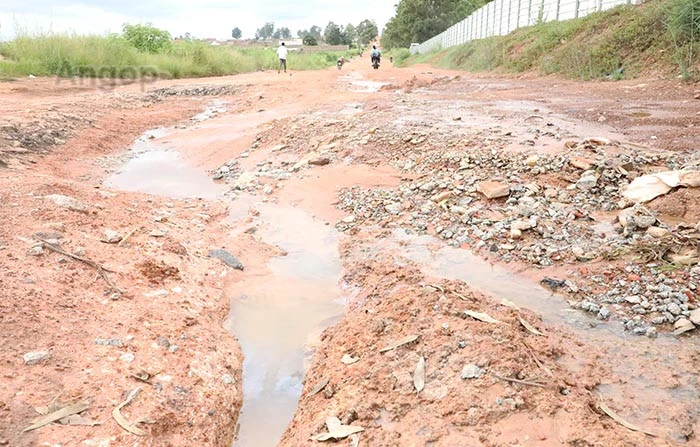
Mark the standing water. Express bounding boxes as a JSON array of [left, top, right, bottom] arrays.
[[224, 203, 345, 446]]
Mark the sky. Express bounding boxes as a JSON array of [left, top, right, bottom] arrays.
[[0, 1, 396, 41]]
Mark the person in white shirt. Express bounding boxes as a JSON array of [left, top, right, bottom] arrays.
[[277, 42, 288, 74]]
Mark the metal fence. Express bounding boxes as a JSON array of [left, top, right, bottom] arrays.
[[411, 0, 641, 54]]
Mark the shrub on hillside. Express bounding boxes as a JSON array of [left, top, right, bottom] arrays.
[[122, 23, 172, 53]]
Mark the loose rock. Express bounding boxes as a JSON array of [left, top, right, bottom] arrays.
[[23, 350, 51, 365]]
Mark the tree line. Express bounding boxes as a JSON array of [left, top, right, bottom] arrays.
[[382, 0, 489, 48], [231, 20, 378, 47]]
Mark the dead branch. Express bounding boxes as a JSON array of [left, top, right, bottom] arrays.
[[38, 239, 124, 294], [491, 373, 548, 388], [118, 227, 141, 247]]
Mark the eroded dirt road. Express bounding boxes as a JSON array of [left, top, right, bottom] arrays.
[[1, 62, 699, 447]]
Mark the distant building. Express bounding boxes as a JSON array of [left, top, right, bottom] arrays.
[[279, 38, 303, 48]]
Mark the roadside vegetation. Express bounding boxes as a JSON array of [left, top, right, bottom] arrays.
[[396, 0, 700, 80], [0, 23, 357, 79]]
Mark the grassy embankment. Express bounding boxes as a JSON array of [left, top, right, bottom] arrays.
[[392, 0, 700, 80], [0, 34, 355, 79]]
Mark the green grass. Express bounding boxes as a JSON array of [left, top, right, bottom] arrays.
[[402, 0, 697, 80], [0, 34, 355, 79]]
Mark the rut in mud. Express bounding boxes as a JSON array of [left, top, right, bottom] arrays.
[[1, 64, 699, 447]]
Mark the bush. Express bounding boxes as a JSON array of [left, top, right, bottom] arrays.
[[303, 35, 318, 46], [668, 0, 700, 42], [122, 23, 172, 53], [667, 0, 700, 77], [0, 33, 356, 79]]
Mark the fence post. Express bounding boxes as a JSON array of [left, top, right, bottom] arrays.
[[528, 0, 533, 25], [598, 0, 603, 12], [556, 0, 561, 20], [517, 0, 523, 27], [540, 0, 545, 23], [507, 0, 513, 33], [486, 5, 490, 37], [486, 4, 491, 36], [492, 0, 497, 36], [575, 0, 580, 18]]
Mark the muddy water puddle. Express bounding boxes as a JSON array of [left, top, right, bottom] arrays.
[[104, 149, 225, 198], [224, 203, 346, 446]]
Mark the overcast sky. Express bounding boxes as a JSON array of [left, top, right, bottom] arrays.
[[0, 1, 396, 41]]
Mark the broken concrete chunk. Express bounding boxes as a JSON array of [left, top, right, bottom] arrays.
[[511, 218, 535, 232], [208, 249, 244, 270], [525, 155, 539, 167], [430, 191, 453, 203], [101, 229, 122, 244], [569, 156, 595, 170], [576, 174, 599, 190], [646, 226, 670, 238], [689, 309, 700, 326], [27, 245, 44, 256], [585, 137, 610, 146], [308, 157, 331, 166], [476, 181, 510, 199], [234, 172, 257, 190], [44, 194, 89, 213], [23, 350, 51, 365], [461, 364, 483, 379], [618, 204, 656, 231]]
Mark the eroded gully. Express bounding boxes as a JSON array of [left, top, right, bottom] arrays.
[[103, 76, 699, 446]]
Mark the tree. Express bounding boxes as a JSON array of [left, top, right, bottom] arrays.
[[344, 23, 357, 46], [122, 23, 172, 53], [324, 22, 345, 45], [255, 22, 275, 40], [273, 26, 292, 39], [381, 0, 488, 49], [356, 19, 379, 46], [303, 34, 318, 46], [309, 25, 323, 40], [231, 27, 242, 39]]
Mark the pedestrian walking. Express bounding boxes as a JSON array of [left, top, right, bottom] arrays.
[[277, 42, 288, 74]]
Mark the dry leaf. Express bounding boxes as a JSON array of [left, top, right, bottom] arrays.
[[500, 298, 520, 310], [112, 388, 150, 436], [519, 317, 544, 336], [413, 356, 425, 393], [599, 396, 656, 437], [379, 334, 419, 353], [59, 415, 102, 426], [341, 354, 360, 365], [672, 325, 696, 336], [325, 416, 342, 431], [309, 378, 330, 396], [310, 417, 365, 442], [451, 291, 469, 301], [428, 284, 445, 293], [24, 401, 91, 432], [463, 310, 501, 324]]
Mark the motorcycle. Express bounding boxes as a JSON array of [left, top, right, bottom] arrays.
[[371, 56, 380, 70], [337, 57, 345, 70]]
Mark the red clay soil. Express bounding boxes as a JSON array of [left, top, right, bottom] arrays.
[[1, 63, 699, 447]]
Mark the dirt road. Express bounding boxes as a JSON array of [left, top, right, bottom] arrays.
[[1, 61, 699, 447]]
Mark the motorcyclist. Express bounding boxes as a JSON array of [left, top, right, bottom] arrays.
[[370, 45, 381, 66], [337, 56, 345, 70]]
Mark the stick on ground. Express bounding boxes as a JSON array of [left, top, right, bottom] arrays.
[[38, 239, 124, 294], [491, 373, 548, 388]]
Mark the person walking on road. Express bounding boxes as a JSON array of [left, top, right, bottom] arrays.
[[277, 42, 288, 74]]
